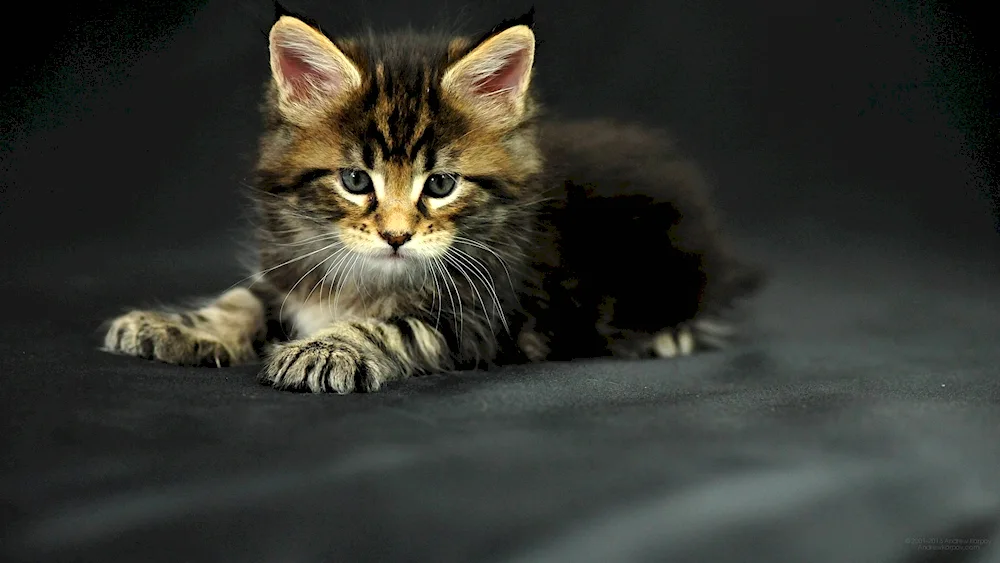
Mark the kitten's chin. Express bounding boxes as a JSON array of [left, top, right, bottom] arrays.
[[362, 251, 426, 280]]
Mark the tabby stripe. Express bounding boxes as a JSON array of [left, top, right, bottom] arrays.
[[409, 126, 436, 167], [437, 319, 461, 358], [344, 323, 376, 391], [398, 111, 421, 154], [353, 323, 391, 356], [291, 169, 334, 190], [426, 81, 441, 113], [301, 358, 318, 390], [365, 122, 392, 159], [354, 360, 371, 392], [354, 323, 408, 373], [279, 348, 308, 379], [381, 70, 394, 98], [390, 317, 417, 353], [261, 168, 333, 195], [424, 147, 437, 172], [388, 107, 402, 142], [383, 113, 420, 160], [318, 358, 329, 393], [362, 143, 376, 170], [466, 175, 516, 202], [319, 335, 369, 389], [326, 335, 357, 352], [361, 78, 380, 113], [416, 198, 430, 217]]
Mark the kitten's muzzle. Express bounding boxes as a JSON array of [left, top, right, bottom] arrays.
[[380, 231, 412, 251]]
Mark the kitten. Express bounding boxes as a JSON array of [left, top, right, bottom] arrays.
[[101, 8, 762, 393]]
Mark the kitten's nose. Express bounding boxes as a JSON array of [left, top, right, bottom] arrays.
[[380, 231, 412, 250]]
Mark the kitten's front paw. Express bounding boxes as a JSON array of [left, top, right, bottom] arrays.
[[517, 327, 550, 362], [103, 311, 236, 367], [652, 324, 697, 358], [652, 318, 735, 358], [260, 338, 394, 394]]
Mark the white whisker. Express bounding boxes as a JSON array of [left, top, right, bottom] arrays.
[[358, 256, 372, 316], [451, 248, 510, 334], [268, 233, 341, 247], [428, 260, 443, 331], [444, 253, 494, 334], [333, 251, 363, 319], [225, 240, 342, 292], [278, 244, 346, 324], [322, 250, 352, 320], [434, 258, 462, 343], [306, 248, 343, 306], [449, 248, 509, 334], [452, 236, 517, 297]]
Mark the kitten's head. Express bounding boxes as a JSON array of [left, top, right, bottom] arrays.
[[254, 9, 541, 284]]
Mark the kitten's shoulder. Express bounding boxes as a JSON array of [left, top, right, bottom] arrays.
[[534, 119, 765, 319], [538, 119, 680, 158], [537, 118, 711, 204]]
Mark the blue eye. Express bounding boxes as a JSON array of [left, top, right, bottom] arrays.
[[340, 169, 374, 194], [423, 174, 457, 198]]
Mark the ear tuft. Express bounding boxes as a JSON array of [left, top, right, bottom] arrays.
[[273, 1, 294, 23], [272, 2, 323, 31], [441, 25, 535, 126], [488, 7, 535, 35], [268, 16, 362, 122]]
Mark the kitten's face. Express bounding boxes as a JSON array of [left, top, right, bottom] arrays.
[[255, 14, 540, 282]]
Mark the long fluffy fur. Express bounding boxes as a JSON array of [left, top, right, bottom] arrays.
[[100, 11, 763, 393]]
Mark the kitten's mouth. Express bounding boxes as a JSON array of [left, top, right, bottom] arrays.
[[367, 250, 419, 275], [376, 249, 410, 261]]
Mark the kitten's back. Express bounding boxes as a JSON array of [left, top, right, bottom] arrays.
[[536, 119, 762, 330]]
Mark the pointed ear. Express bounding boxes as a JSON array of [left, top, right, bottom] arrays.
[[268, 16, 362, 123], [441, 25, 535, 126]]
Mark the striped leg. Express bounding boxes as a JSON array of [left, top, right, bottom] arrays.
[[259, 318, 450, 393], [102, 288, 266, 367]]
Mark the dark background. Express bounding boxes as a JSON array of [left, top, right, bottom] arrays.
[[2, 0, 997, 258], [2, 1, 999, 562]]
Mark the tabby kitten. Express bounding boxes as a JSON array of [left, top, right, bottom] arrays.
[[102, 8, 762, 393]]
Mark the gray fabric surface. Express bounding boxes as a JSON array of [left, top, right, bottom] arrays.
[[3, 219, 999, 562]]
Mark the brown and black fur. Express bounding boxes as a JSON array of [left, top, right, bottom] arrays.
[[101, 8, 762, 393]]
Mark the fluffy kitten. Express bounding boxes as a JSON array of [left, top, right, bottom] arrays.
[[102, 8, 762, 393]]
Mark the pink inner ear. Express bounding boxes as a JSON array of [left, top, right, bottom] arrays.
[[276, 46, 336, 103], [472, 48, 530, 97]]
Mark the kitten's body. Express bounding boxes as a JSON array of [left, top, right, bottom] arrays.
[[102, 11, 761, 393]]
